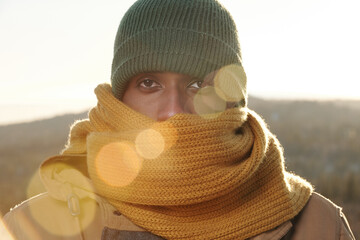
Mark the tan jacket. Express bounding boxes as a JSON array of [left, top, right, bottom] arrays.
[[3, 192, 355, 240]]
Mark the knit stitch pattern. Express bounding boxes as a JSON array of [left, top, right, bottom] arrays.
[[41, 84, 312, 240]]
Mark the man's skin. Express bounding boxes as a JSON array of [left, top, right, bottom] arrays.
[[122, 71, 236, 121], [122, 72, 203, 121]]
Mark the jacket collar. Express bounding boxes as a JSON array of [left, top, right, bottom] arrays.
[[98, 197, 293, 240]]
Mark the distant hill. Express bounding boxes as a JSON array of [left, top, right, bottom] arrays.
[[249, 97, 360, 179], [1, 97, 359, 238]]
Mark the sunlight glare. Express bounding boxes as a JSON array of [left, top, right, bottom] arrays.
[[151, 122, 178, 151], [26, 171, 46, 199], [135, 129, 165, 159], [95, 142, 143, 187], [214, 64, 247, 102], [28, 195, 97, 237], [194, 86, 227, 118]]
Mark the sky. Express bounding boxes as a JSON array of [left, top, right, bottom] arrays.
[[0, 0, 359, 125]]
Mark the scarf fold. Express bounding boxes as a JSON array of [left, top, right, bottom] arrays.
[[40, 83, 312, 240]]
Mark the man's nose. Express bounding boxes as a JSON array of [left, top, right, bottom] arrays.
[[157, 87, 188, 121]]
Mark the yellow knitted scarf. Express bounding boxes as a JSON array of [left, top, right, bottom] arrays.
[[42, 83, 312, 240]]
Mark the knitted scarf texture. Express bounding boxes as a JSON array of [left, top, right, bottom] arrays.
[[41, 83, 312, 240]]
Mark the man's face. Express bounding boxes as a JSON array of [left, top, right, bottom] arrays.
[[122, 71, 237, 121], [122, 72, 201, 121]]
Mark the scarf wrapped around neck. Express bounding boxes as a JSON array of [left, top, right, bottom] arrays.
[[41, 83, 312, 240]]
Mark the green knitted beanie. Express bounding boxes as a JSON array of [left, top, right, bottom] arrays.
[[111, 0, 246, 103]]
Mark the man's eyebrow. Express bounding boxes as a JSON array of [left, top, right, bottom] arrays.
[[203, 76, 215, 84]]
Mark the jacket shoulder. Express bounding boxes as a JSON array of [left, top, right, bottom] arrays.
[[291, 192, 355, 240], [3, 192, 103, 240], [3, 193, 64, 239]]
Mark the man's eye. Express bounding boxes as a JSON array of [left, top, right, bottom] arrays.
[[189, 81, 203, 89], [139, 79, 158, 88]]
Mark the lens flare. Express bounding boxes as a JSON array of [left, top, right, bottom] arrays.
[[26, 171, 46, 199], [28, 195, 97, 237], [151, 122, 178, 151], [194, 86, 227, 118], [135, 129, 165, 159], [95, 142, 142, 187], [214, 64, 247, 102]]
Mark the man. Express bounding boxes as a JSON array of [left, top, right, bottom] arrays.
[[4, 0, 355, 239]]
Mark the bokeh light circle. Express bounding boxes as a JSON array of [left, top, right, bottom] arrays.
[[193, 86, 227, 118], [28, 194, 97, 237], [135, 129, 165, 159], [95, 142, 142, 187], [151, 122, 178, 151], [214, 64, 247, 102], [26, 171, 46, 200]]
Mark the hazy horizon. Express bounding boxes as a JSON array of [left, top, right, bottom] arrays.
[[1, 0, 360, 125], [2, 95, 360, 126]]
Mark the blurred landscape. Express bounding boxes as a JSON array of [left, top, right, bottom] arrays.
[[0, 96, 359, 238]]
